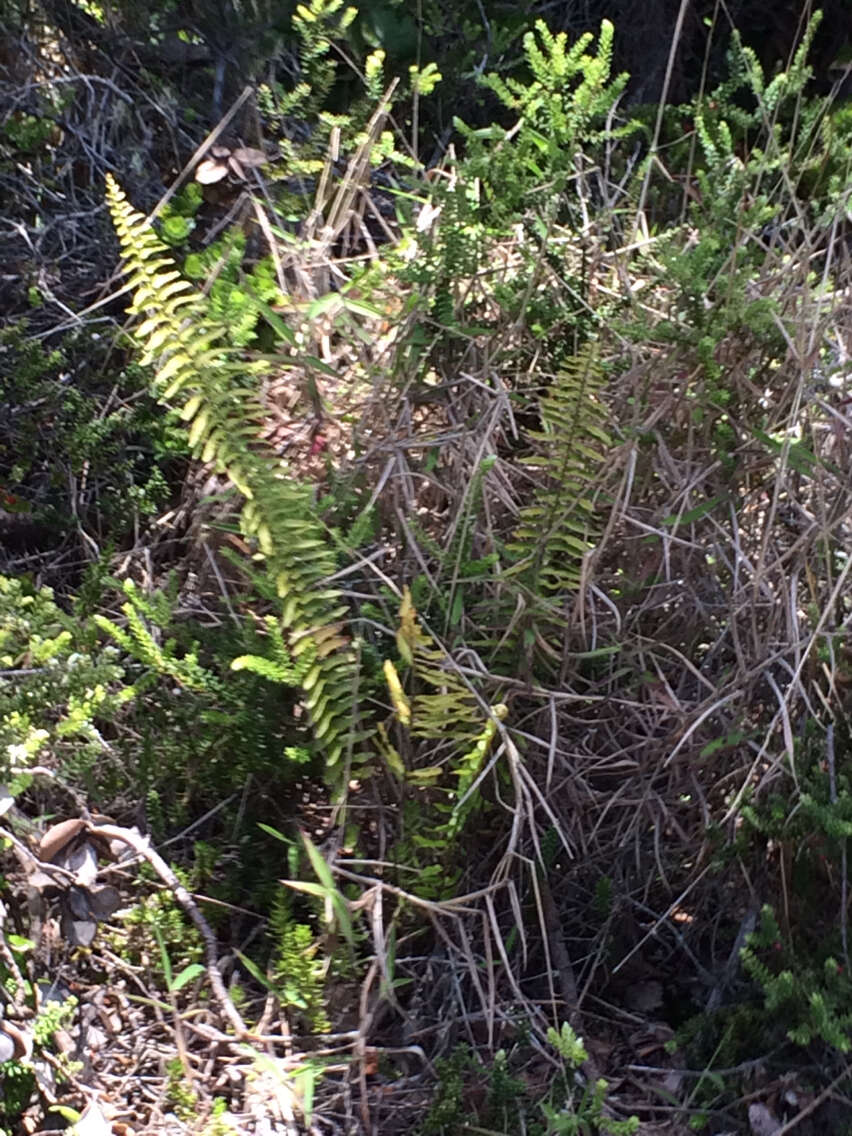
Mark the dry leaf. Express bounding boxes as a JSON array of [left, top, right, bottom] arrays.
[[0, 1021, 30, 1059], [109, 826, 142, 862], [32, 1058, 56, 1100], [68, 919, 97, 947], [73, 1099, 112, 1136], [68, 886, 92, 920], [37, 979, 73, 1006], [51, 1028, 74, 1055], [232, 146, 266, 167], [68, 841, 98, 887], [27, 869, 55, 891], [624, 979, 664, 1014], [87, 885, 121, 920], [749, 1102, 781, 1136], [195, 158, 229, 185], [39, 818, 85, 862], [416, 201, 442, 233], [661, 1068, 684, 1094], [61, 897, 97, 946]]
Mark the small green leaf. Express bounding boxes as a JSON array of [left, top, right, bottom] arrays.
[[307, 293, 343, 319], [284, 880, 328, 900], [663, 495, 726, 526], [571, 646, 620, 659], [302, 833, 336, 893], [700, 737, 727, 758], [294, 1062, 317, 1125], [235, 949, 279, 995], [406, 765, 443, 782], [49, 1106, 82, 1124], [170, 963, 204, 992], [301, 354, 339, 378], [153, 925, 172, 989], [449, 589, 464, 626], [253, 301, 297, 345], [7, 934, 35, 953], [258, 822, 291, 844], [342, 296, 384, 319]]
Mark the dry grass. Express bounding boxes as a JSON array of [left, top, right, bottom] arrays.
[[4, 4, 852, 1134], [300, 59, 852, 1133]]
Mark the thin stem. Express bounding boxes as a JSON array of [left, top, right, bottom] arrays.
[[827, 724, 849, 969]]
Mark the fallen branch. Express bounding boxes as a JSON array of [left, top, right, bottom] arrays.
[[86, 822, 248, 1037]]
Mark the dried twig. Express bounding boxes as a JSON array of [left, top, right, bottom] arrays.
[[86, 822, 248, 1037]]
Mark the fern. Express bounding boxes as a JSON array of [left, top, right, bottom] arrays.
[[508, 347, 611, 593], [106, 176, 358, 770], [267, 893, 330, 1031], [0, 574, 132, 780], [389, 589, 508, 839], [688, 12, 825, 227], [232, 615, 314, 686], [395, 589, 489, 745]]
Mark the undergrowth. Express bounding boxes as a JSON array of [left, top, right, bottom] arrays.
[[94, 6, 852, 1129], [3, 0, 852, 1132]]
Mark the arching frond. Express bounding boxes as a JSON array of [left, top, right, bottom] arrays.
[[106, 175, 357, 769]]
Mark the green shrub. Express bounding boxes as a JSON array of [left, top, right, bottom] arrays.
[[0, 323, 186, 567], [0, 574, 133, 786], [421, 1024, 639, 1135]]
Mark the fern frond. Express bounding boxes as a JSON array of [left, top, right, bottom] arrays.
[[106, 175, 358, 769], [387, 589, 508, 836], [508, 347, 611, 592]]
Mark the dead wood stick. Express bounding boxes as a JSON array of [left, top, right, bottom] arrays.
[[87, 822, 247, 1037], [773, 1061, 852, 1135]]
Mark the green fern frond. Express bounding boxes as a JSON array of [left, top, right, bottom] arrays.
[[389, 589, 508, 837], [508, 347, 611, 592], [394, 589, 487, 746], [105, 175, 358, 769], [231, 617, 311, 686]]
